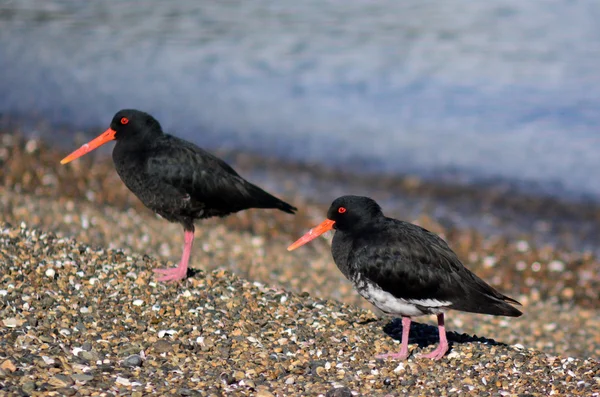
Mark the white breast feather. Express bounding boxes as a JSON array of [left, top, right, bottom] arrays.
[[360, 282, 451, 317]]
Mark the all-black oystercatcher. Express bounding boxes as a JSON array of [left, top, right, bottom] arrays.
[[61, 109, 297, 282], [288, 195, 521, 360]]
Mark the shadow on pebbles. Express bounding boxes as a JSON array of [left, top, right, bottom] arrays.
[[0, 224, 599, 396]]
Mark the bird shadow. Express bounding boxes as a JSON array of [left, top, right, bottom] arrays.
[[356, 317, 380, 325], [382, 317, 508, 352], [187, 268, 204, 279]]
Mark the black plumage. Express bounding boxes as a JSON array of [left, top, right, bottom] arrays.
[[288, 195, 521, 360], [62, 109, 296, 281], [110, 110, 295, 228]]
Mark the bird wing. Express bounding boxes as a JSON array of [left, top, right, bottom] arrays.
[[144, 136, 256, 214], [350, 218, 515, 309]]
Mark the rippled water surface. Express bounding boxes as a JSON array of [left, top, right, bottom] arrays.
[[2, 0, 600, 198]]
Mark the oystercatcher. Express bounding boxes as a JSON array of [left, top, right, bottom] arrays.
[[288, 195, 521, 360], [61, 109, 296, 282]]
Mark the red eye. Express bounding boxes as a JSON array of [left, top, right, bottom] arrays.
[[120, 117, 129, 125], [338, 207, 347, 214]]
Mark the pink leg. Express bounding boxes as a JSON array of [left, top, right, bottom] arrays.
[[376, 316, 411, 360], [422, 313, 449, 360], [153, 228, 194, 282]]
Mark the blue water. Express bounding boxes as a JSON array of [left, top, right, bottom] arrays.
[[2, 0, 600, 199]]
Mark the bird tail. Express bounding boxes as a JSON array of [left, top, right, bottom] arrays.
[[270, 198, 297, 214], [466, 291, 523, 317], [490, 296, 523, 317], [460, 268, 524, 317], [454, 270, 523, 317], [454, 294, 522, 317], [246, 183, 297, 214]]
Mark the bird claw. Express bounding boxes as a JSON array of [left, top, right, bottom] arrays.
[[153, 266, 187, 282], [421, 345, 448, 360], [375, 344, 448, 361]]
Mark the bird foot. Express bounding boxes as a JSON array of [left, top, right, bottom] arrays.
[[153, 265, 187, 282], [421, 344, 448, 360], [375, 350, 410, 361]]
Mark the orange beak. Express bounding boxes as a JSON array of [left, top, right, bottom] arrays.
[[60, 128, 117, 164], [287, 219, 335, 251]]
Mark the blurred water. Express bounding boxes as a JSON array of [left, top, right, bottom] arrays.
[[2, 0, 600, 199]]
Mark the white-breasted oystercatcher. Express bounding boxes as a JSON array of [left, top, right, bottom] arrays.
[[288, 195, 521, 360]]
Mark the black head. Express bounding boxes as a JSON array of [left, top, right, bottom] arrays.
[[327, 195, 384, 232], [287, 195, 384, 251], [109, 109, 163, 142], [61, 109, 163, 164]]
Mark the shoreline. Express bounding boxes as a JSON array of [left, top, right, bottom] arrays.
[[220, 147, 600, 252], [4, 130, 600, 254]]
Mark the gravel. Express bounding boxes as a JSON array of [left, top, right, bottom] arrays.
[[0, 223, 598, 396]]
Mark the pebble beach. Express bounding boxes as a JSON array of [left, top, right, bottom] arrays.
[[1, 132, 599, 396]]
